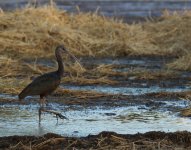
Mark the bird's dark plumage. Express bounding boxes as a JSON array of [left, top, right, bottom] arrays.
[[19, 45, 79, 122], [18, 71, 61, 99], [19, 45, 67, 100]]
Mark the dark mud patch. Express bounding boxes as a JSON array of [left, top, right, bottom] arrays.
[[1, 131, 191, 150]]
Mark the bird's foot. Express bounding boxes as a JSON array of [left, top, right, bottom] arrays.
[[38, 107, 68, 123]]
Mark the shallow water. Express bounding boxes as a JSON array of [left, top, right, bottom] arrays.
[[0, 100, 190, 137], [1, 56, 191, 137], [0, 58, 191, 137], [0, 94, 18, 100], [82, 57, 166, 66], [62, 85, 191, 95]]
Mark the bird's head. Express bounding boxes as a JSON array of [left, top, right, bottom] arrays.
[[56, 45, 83, 68], [56, 45, 68, 53], [56, 45, 76, 59]]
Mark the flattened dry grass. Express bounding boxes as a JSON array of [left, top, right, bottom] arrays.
[[0, 6, 191, 61], [144, 10, 191, 70], [0, 5, 191, 95], [0, 6, 156, 58]]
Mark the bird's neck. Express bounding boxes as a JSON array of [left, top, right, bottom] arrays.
[[56, 52, 64, 76]]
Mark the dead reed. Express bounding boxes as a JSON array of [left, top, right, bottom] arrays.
[[0, 5, 191, 95]]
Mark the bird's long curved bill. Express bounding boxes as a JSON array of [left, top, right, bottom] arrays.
[[66, 50, 83, 69]]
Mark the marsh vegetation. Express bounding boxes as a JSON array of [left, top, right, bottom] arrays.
[[1, 4, 191, 150]]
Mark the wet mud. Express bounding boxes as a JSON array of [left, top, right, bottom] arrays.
[[1, 131, 191, 150]]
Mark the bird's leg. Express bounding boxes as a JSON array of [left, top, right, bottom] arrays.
[[38, 97, 68, 123], [39, 97, 46, 107], [39, 107, 42, 123], [39, 97, 46, 123]]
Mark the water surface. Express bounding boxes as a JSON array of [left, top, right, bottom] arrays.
[[0, 100, 190, 137]]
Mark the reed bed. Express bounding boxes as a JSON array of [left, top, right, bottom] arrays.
[[144, 10, 191, 70], [0, 5, 155, 58], [0, 5, 191, 94]]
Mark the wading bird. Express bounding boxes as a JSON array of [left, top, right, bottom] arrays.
[[19, 45, 80, 122]]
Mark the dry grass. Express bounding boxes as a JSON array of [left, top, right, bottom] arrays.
[[0, 5, 156, 58], [3, 131, 191, 150], [0, 6, 190, 59], [0, 5, 191, 95], [180, 108, 191, 117], [167, 54, 191, 70], [144, 10, 191, 70]]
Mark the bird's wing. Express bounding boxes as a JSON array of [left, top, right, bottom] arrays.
[[19, 72, 60, 99]]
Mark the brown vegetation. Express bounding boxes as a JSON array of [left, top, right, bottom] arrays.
[[0, 5, 191, 94]]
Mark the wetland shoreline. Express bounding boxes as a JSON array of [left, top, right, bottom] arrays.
[[1, 3, 191, 149]]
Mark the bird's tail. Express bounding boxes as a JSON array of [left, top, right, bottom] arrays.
[[18, 91, 26, 100], [18, 83, 32, 100]]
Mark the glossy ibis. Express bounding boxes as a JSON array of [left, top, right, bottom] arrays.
[[19, 45, 80, 122]]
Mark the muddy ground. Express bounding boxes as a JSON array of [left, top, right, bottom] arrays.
[[1, 56, 191, 149], [1, 131, 191, 150]]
